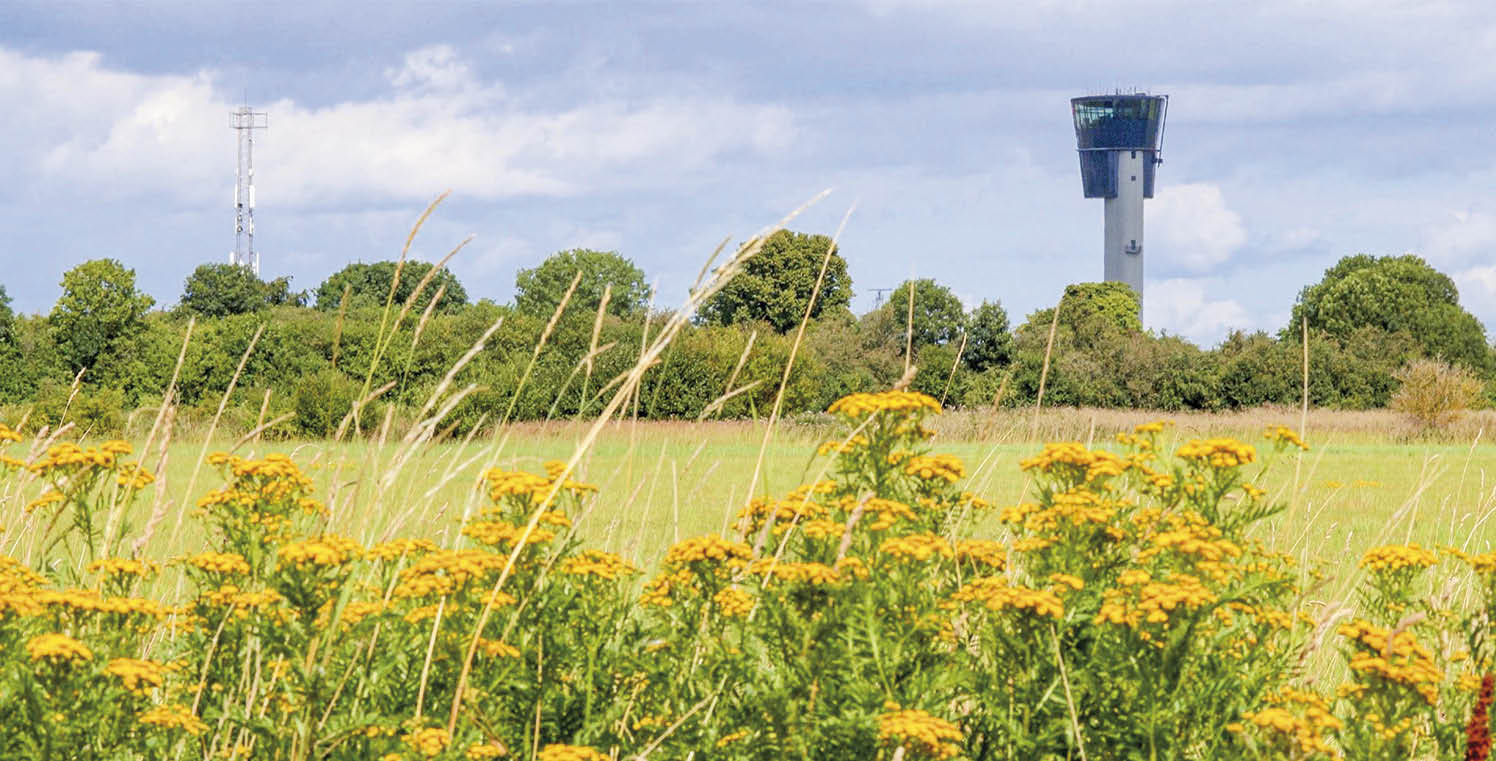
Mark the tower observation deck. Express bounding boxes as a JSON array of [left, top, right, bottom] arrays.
[[1070, 93, 1168, 307]]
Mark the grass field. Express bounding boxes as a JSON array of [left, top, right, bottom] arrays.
[[9, 404, 1495, 585]]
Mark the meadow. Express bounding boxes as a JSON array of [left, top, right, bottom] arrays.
[[4, 223, 1496, 760]]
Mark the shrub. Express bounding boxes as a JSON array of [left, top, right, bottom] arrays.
[[1390, 357, 1485, 431]]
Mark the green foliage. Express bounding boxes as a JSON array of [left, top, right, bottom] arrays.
[[179, 264, 306, 317], [865, 278, 967, 352], [0, 283, 12, 344], [514, 249, 650, 320], [313, 260, 467, 314], [49, 258, 155, 374], [292, 367, 362, 437], [964, 300, 1013, 372], [699, 229, 853, 332], [1289, 254, 1490, 371]]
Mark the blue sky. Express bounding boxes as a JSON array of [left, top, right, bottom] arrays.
[[3, 0, 1496, 346]]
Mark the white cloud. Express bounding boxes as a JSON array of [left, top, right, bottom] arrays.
[[1145, 277, 1255, 345], [1424, 209, 1496, 268], [2, 45, 796, 207], [1148, 183, 1246, 274]]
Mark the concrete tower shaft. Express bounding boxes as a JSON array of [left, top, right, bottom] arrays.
[[1070, 93, 1168, 309]]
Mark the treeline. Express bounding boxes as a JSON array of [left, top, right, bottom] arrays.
[[0, 232, 1491, 437]]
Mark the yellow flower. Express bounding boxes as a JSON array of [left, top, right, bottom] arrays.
[[877, 708, 963, 759], [904, 454, 965, 483], [559, 549, 638, 581], [713, 586, 754, 618], [535, 745, 610, 761], [179, 552, 252, 576], [663, 535, 752, 570], [1175, 438, 1256, 469], [138, 704, 208, 735], [26, 633, 93, 664], [277, 534, 362, 569], [827, 390, 941, 418], [106, 658, 167, 694], [87, 557, 159, 579], [1359, 544, 1437, 573], [466, 743, 506, 759], [1263, 425, 1310, 451], [880, 533, 954, 563], [404, 727, 451, 757], [949, 577, 1064, 619]]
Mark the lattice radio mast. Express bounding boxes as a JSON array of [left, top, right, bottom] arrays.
[[230, 105, 268, 275]]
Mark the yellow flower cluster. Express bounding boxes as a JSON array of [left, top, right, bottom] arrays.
[[462, 520, 557, 549], [367, 538, 438, 561], [1337, 619, 1443, 705], [800, 519, 846, 540], [30, 442, 122, 473], [138, 704, 208, 735], [560, 549, 638, 581], [201, 586, 285, 618], [116, 461, 155, 490], [953, 539, 1006, 571], [394, 550, 511, 599], [663, 535, 752, 570], [1264, 425, 1310, 450], [949, 577, 1064, 619], [736, 495, 826, 533], [817, 435, 868, 455], [34, 588, 172, 619], [278, 534, 362, 569], [713, 586, 754, 618], [904, 454, 966, 483], [404, 727, 450, 757], [1001, 490, 1119, 536], [0, 422, 22, 443], [827, 390, 941, 418], [1096, 571, 1217, 629], [880, 533, 954, 563], [716, 729, 751, 747], [483, 462, 597, 506], [466, 744, 505, 759], [179, 551, 252, 576], [1359, 544, 1437, 573], [1019, 442, 1130, 482], [862, 497, 918, 531], [1175, 438, 1256, 468], [877, 708, 963, 760], [534, 746, 610, 761], [747, 560, 844, 585], [106, 657, 167, 694], [477, 638, 521, 658], [1236, 688, 1341, 756], [26, 632, 93, 663], [87, 557, 159, 579]]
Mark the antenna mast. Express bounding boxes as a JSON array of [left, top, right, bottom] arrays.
[[230, 105, 268, 275]]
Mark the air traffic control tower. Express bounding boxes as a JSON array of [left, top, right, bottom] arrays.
[[1070, 93, 1168, 306]]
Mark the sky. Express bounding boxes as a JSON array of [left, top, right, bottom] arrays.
[[3, 0, 1496, 346]]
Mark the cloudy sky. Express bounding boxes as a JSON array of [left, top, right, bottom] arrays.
[[3, 0, 1496, 345]]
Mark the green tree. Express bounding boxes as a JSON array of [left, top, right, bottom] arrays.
[[50, 259, 155, 373], [865, 278, 967, 351], [699, 229, 853, 333], [179, 263, 272, 317], [514, 249, 650, 319], [964, 300, 1014, 371], [1287, 254, 1490, 371], [313, 261, 467, 314], [0, 283, 12, 344]]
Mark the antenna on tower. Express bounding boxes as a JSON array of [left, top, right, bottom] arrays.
[[230, 105, 268, 276]]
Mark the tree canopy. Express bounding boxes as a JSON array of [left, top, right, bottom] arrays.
[[179, 263, 283, 317], [964, 300, 1014, 372], [50, 258, 155, 373], [313, 261, 467, 314], [699, 230, 853, 333], [514, 249, 650, 320], [1287, 254, 1490, 370], [0, 284, 12, 344], [865, 278, 967, 352]]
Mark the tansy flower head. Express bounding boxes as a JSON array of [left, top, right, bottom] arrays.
[[26, 633, 92, 664]]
